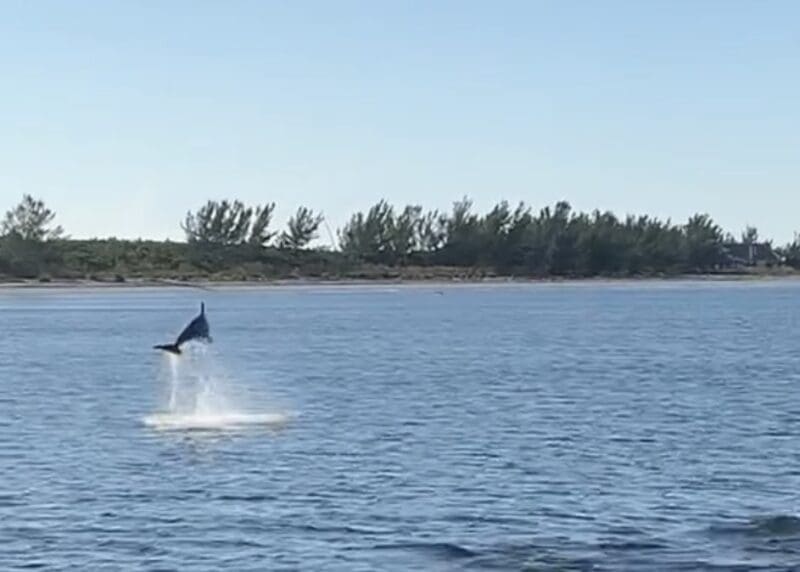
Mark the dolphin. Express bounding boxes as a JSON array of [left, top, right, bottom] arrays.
[[153, 302, 212, 355]]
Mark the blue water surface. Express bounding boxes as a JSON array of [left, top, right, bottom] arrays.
[[2, 281, 800, 571]]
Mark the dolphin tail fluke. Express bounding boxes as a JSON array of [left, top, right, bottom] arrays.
[[153, 343, 181, 355]]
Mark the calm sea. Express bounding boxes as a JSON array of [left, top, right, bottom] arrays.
[[2, 280, 800, 571]]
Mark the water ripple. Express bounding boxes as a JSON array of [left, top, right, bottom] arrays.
[[3, 283, 800, 570]]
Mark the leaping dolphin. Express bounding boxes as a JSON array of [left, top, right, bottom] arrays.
[[153, 302, 212, 355]]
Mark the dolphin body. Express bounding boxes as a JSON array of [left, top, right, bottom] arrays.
[[153, 302, 212, 355]]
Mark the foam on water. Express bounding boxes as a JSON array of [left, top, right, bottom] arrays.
[[144, 343, 289, 431], [142, 411, 289, 430]]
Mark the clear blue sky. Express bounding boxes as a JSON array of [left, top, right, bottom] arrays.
[[0, 0, 797, 243]]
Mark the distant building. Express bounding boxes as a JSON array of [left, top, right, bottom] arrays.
[[721, 242, 779, 267]]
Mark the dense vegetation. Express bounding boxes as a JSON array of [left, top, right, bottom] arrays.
[[0, 195, 798, 282]]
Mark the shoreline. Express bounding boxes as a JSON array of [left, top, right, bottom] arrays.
[[1, 272, 799, 290]]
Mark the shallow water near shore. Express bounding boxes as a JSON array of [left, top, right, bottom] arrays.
[[2, 281, 800, 570]]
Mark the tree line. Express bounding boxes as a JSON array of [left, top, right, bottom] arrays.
[[339, 198, 798, 275], [1, 194, 799, 281]]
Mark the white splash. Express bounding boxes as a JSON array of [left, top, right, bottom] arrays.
[[142, 411, 288, 431], [144, 343, 289, 431]]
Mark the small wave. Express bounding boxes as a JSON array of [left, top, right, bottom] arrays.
[[142, 412, 290, 431], [372, 541, 477, 560], [291, 523, 393, 536], [0, 493, 26, 508], [215, 493, 274, 502], [708, 514, 800, 538], [596, 539, 668, 551], [750, 515, 800, 536]]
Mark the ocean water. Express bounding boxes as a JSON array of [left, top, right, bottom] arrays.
[[2, 281, 800, 571]]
